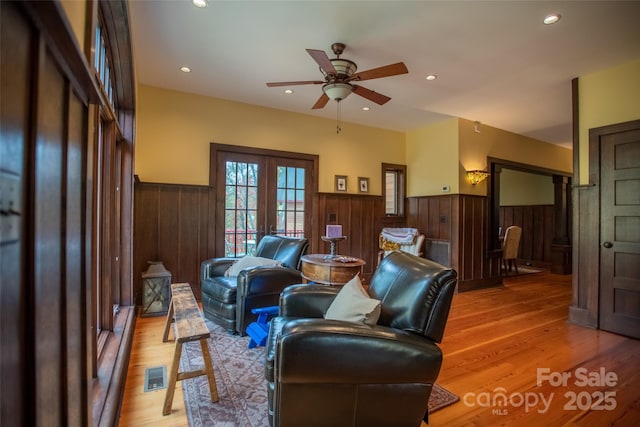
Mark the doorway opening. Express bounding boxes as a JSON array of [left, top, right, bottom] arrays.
[[488, 157, 572, 274]]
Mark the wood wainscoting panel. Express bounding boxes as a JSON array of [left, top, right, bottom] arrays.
[[500, 204, 554, 266], [407, 195, 455, 242], [134, 182, 211, 302], [314, 193, 386, 283], [407, 195, 458, 269], [408, 194, 502, 292], [135, 187, 386, 295]]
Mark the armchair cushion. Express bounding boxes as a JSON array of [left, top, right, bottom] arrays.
[[225, 255, 282, 277], [324, 275, 381, 325]]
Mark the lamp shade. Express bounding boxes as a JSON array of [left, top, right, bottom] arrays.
[[467, 170, 489, 185], [323, 83, 352, 101]]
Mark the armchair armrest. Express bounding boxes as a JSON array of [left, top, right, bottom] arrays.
[[276, 318, 443, 383], [236, 266, 304, 298], [201, 257, 236, 279], [279, 283, 340, 318]]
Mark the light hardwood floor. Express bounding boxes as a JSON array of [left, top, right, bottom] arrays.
[[118, 272, 640, 426]]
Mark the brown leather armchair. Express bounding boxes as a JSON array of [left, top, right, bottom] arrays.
[[265, 251, 457, 427], [200, 235, 308, 335]]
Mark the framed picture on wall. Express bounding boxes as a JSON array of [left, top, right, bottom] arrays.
[[335, 175, 347, 192], [358, 177, 369, 193]]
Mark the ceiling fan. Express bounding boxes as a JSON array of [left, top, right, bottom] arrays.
[[266, 43, 408, 110]]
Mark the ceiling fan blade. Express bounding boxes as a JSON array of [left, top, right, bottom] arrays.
[[306, 49, 337, 75], [312, 93, 330, 109], [352, 85, 391, 105], [266, 80, 324, 87], [351, 62, 408, 82]]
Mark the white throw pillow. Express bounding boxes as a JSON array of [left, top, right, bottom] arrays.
[[324, 275, 381, 325], [225, 256, 282, 277]]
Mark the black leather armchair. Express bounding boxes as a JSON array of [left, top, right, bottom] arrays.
[[265, 251, 457, 427], [200, 235, 308, 335]]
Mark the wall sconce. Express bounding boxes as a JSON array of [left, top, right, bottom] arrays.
[[467, 170, 489, 185]]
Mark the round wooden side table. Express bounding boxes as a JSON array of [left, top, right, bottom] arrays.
[[300, 254, 365, 286]]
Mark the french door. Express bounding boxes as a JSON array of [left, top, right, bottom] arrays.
[[213, 146, 315, 257]]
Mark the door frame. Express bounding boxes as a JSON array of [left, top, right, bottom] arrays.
[[208, 143, 319, 258], [487, 157, 572, 270]]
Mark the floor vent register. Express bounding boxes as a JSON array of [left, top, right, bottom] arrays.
[[144, 366, 167, 392]]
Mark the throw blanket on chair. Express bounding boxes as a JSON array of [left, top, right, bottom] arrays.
[[380, 227, 419, 251]]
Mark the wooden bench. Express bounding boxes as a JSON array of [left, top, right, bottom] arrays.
[[162, 282, 219, 415]]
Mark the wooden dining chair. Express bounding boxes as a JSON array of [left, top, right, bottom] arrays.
[[502, 225, 522, 274]]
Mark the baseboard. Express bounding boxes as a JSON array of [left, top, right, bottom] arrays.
[[457, 277, 503, 293]]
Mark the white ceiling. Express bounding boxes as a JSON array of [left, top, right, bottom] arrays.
[[128, 1, 640, 148]]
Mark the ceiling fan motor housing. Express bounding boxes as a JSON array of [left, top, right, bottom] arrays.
[[328, 59, 357, 80]]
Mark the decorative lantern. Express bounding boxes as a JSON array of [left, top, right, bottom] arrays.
[[141, 261, 172, 317]]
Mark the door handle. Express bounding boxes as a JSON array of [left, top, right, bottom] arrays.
[[602, 241, 613, 249]]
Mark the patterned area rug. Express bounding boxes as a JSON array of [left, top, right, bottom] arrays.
[[182, 320, 459, 427]]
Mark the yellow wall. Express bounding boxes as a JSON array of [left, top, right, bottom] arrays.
[[459, 118, 572, 195], [136, 85, 405, 193], [405, 117, 572, 197], [59, 0, 86, 49], [579, 59, 640, 184], [405, 118, 459, 196], [500, 169, 554, 206]]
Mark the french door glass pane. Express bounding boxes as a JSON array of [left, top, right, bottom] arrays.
[[276, 166, 305, 238], [219, 155, 309, 258], [225, 161, 259, 257]]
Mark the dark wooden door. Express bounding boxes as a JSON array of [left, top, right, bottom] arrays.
[[599, 122, 640, 339]]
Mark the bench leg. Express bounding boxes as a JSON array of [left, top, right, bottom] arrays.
[[199, 339, 219, 402], [162, 298, 174, 342], [163, 340, 182, 415]]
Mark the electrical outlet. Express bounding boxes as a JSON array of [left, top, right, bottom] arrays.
[[441, 185, 450, 193]]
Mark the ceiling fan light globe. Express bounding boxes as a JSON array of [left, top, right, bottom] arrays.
[[323, 83, 353, 101]]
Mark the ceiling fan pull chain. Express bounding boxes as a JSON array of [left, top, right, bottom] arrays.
[[336, 101, 342, 134]]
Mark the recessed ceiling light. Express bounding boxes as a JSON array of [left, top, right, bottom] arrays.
[[192, 0, 207, 8], [426, 74, 437, 81], [362, 107, 370, 111], [180, 66, 191, 73], [543, 14, 561, 25], [284, 89, 293, 94]]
